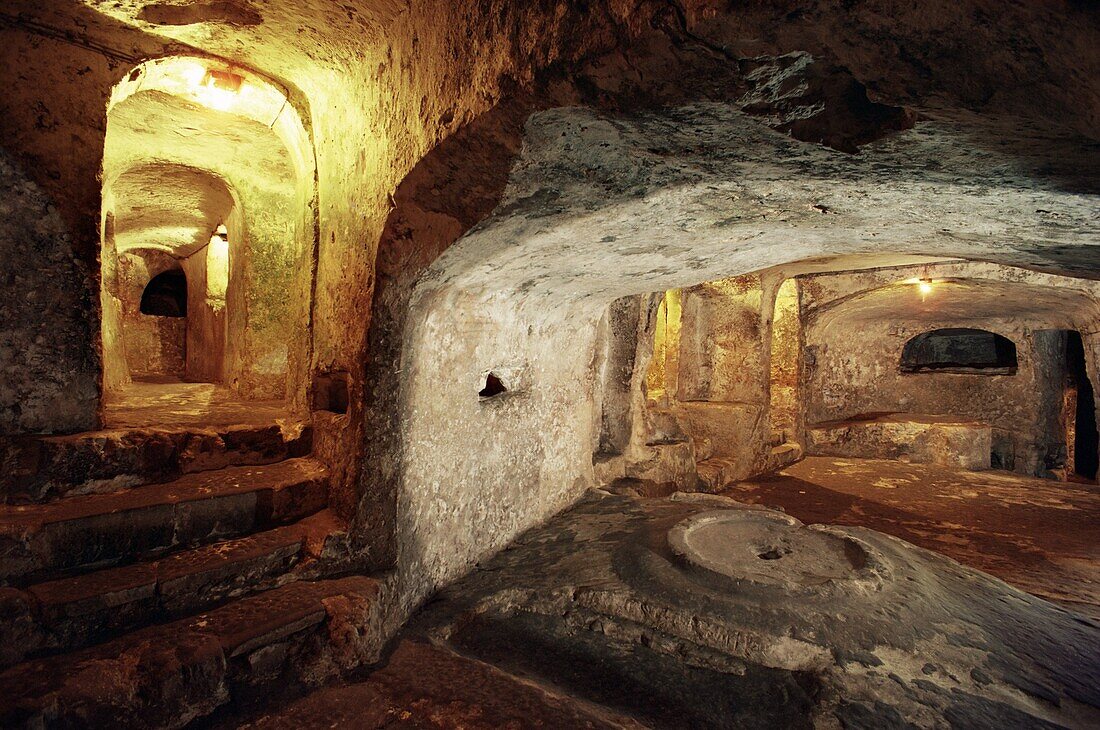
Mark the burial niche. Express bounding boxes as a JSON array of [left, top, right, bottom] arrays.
[[900, 328, 1017, 375]]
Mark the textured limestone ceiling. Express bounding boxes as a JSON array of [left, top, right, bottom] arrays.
[[110, 162, 234, 255], [813, 279, 1097, 331], [419, 104, 1100, 318], [83, 0, 408, 77], [771, 255, 961, 281], [64, 0, 1100, 139], [104, 89, 295, 254], [105, 90, 295, 192]]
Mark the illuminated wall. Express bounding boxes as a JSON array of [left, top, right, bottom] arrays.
[[101, 57, 316, 403], [645, 289, 681, 405]]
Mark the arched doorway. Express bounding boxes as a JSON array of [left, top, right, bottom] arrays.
[[99, 57, 317, 425], [140, 269, 187, 317]]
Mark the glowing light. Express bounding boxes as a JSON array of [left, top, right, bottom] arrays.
[[206, 226, 230, 303], [918, 279, 934, 295], [191, 69, 244, 112], [180, 61, 206, 88], [111, 58, 292, 127]]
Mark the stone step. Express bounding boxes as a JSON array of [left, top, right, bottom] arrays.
[[696, 442, 805, 491], [0, 458, 328, 585], [0, 518, 335, 667], [0, 421, 312, 504], [240, 639, 638, 729], [0, 575, 381, 730]]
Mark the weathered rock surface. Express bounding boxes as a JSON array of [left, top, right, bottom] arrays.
[[0, 523, 306, 667], [0, 575, 381, 729], [725, 457, 1100, 619], [0, 150, 98, 435], [425, 105, 1099, 308], [242, 639, 638, 729], [0, 457, 328, 584], [406, 492, 1100, 728], [0, 421, 312, 504], [807, 413, 992, 470]]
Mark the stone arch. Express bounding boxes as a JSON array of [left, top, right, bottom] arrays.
[[139, 268, 188, 317]]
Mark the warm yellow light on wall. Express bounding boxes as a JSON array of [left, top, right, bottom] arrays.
[[646, 289, 682, 404], [206, 225, 229, 304], [110, 58, 289, 126], [903, 276, 935, 296]]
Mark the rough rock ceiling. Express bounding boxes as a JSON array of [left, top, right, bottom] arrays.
[[418, 104, 1100, 317], [814, 279, 1097, 330], [104, 89, 295, 255], [110, 162, 234, 255], [69, 1, 1100, 139], [85, 0, 407, 76]]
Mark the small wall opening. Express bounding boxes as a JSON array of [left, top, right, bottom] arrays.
[[312, 371, 350, 414], [140, 269, 188, 317], [479, 372, 508, 399], [900, 328, 1017, 375]]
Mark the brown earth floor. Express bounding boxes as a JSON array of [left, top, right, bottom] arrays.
[[722, 456, 1100, 618], [103, 376, 288, 429]]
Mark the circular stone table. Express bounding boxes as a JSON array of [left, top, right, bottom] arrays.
[[668, 509, 880, 594]]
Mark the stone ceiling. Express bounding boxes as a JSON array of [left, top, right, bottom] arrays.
[[110, 162, 234, 255], [814, 279, 1097, 330], [416, 103, 1100, 320], [104, 89, 295, 256]]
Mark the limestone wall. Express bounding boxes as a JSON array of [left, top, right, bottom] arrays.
[[0, 150, 99, 433], [116, 250, 186, 379], [800, 264, 1095, 476], [666, 275, 783, 482], [394, 292, 601, 616]]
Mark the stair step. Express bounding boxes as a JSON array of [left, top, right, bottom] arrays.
[[0, 521, 327, 667], [0, 576, 381, 730], [0, 458, 328, 584], [0, 422, 312, 504], [241, 639, 636, 729]]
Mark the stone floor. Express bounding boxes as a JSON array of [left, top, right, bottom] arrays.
[[722, 457, 1100, 618], [242, 490, 1100, 728], [103, 377, 289, 429]]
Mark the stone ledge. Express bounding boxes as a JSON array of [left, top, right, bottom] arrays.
[[0, 422, 312, 505], [0, 523, 313, 667], [807, 413, 991, 470], [0, 576, 381, 730], [0, 458, 328, 584]]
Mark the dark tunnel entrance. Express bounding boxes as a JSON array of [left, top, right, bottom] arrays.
[[1067, 331, 1098, 481]]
